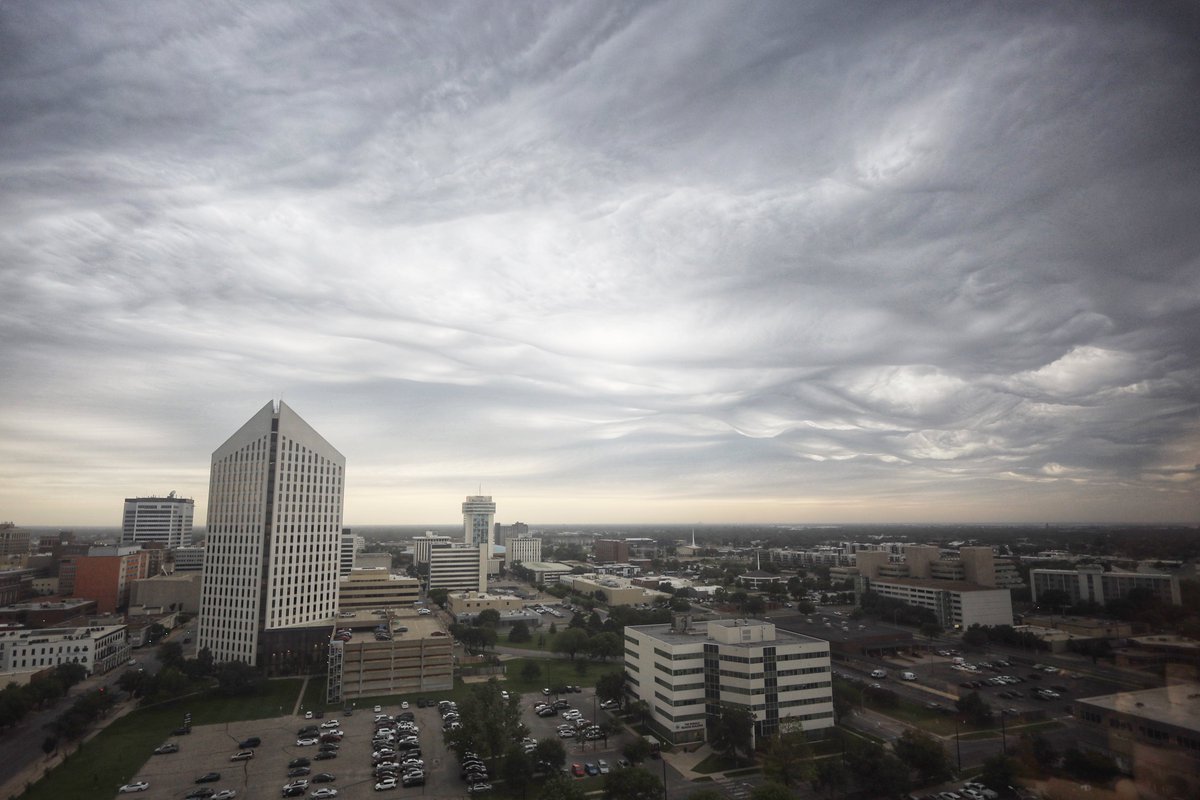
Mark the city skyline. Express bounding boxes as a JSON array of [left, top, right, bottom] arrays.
[[1, 3, 1197, 527]]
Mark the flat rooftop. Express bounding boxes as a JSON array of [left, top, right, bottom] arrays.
[[1077, 684, 1200, 734], [630, 620, 826, 648], [871, 577, 1006, 592], [772, 613, 914, 643]]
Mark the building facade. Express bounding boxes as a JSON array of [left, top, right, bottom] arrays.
[[337, 569, 420, 613], [624, 618, 834, 746], [493, 521, 528, 547], [1030, 566, 1181, 607], [594, 539, 630, 564], [198, 401, 345, 672], [867, 578, 1013, 628], [120, 493, 194, 549], [507, 532, 542, 565], [60, 546, 151, 613], [427, 544, 487, 593], [413, 533, 452, 566], [339, 529, 362, 576], [170, 546, 205, 572], [0, 625, 128, 676], [326, 613, 453, 703], [0, 523, 32, 557], [462, 496, 496, 549]]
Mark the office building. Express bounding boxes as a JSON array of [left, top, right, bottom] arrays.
[[338, 568, 420, 613], [339, 529, 362, 576], [59, 546, 151, 613], [624, 618, 834, 746], [1075, 684, 1200, 799], [428, 544, 488, 593], [462, 495, 496, 548], [494, 521, 528, 546], [413, 532, 452, 566], [507, 531, 542, 565], [0, 624, 128, 677], [594, 539, 629, 564], [120, 492, 194, 549], [867, 578, 1013, 628], [198, 401, 345, 673], [1030, 566, 1181, 606], [131, 572, 202, 615], [170, 546, 205, 572], [0, 523, 31, 557]]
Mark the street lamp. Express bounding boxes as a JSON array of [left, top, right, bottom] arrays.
[[954, 720, 962, 773]]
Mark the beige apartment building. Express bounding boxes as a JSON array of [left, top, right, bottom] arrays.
[[338, 568, 420, 613]]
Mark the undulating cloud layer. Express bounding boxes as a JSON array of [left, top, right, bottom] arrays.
[[1, 1, 1197, 525]]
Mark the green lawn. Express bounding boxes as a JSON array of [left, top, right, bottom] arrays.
[[21, 679, 305, 800], [499, 657, 622, 694]]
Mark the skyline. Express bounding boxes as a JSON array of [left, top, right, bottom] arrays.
[[1, 2, 1198, 527]]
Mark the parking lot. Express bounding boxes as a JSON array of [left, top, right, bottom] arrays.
[[120, 683, 629, 800]]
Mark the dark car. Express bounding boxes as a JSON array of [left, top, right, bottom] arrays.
[[173, 726, 193, 736], [281, 788, 304, 798], [314, 751, 336, 761], [195, 773, 221, 783], [288, 767, 311, 778], [239, 737, 261, 748], [312, 773, 336, 783], [318, 743, 339, 752], [185, 790, 215, 800], [288, 758, 311, 768]]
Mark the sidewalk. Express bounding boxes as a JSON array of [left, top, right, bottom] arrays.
[[662, 742, 716, 780], [0, 694, 140, 800]]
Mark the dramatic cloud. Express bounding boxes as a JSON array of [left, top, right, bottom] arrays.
[[1, 1, 1197, 526]]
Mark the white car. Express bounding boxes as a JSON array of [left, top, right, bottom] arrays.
[[296, 737, 320, 746], [374, 777, 398, 791], [213, 791, 237, 800], [304, 711, 314, 719], [320, 720, 340, 729], [311, 790, 338, 799], [118, 782, 150, 793], [400, 701, 409, 709], [598, 760, 610, 774], [418, 608, 431, 615], [374, 705, 382, 713]]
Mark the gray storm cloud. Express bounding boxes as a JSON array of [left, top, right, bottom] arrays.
[[0, 1, 1197, 524]]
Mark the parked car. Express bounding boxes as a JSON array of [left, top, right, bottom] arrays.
[[195, 773, 221, 783], [118, 781, 150, 793], [154, 743, 179, 755], [238, 737, 261, 748], [312, 773, 336, 783], [230, 750, 254, 761]]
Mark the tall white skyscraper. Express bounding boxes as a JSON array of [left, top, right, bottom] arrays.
[[462, 495, 496, 549], [198, 401, 345, 671], [121, 492, 194, 549]]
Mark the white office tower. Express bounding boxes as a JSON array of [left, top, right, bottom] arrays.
[[121, 492, 194, 548], [199, 401, 345, 671], [507, 531, 541, 565], [338, 529, 362, 576], [462, 495, 496, 548], [428, 543, 489, 593]]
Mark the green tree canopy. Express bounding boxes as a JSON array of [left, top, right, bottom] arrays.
[[476, 608, 501, 628], [552, 627, 590, 659], [749, 784, 794, 800], [709, 704, 755, 765], [508, 620, 532, 643], [596, 671, 626, 706], [602, 766, 663, 800], [761, 728, 814, 787], [893, 728, 952, 786]]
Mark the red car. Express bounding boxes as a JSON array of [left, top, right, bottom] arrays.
[[571, 764, 584, 778]]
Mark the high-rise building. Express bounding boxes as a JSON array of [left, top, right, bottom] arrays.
[[493, 521, 528, 546], [428, 544, 488, 593], [198, 401, 345, 672], [120, 492, 194, 549], [339, 529, 362, 576], [0, 523, 31, 557], [413, 532, 452, 566], [462, 496, 496, 549], [594, 539, 629, 563], [507, 531, 541, 565]]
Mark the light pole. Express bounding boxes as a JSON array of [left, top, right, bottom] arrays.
[[1000, 710, 1008, 756], [954, 720, 962, 773]]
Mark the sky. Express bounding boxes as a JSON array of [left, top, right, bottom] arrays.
[[1, 1, 1198, 528]]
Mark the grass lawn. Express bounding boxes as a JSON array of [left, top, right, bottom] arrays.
[[22, 679, 305, 800], [500, 657, 622, 694], [497, 636, 556, 652]]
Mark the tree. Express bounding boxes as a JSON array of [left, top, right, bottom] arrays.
[[537, 775, 588, 800], [548, 622, 558, 636], [520, 661, 542, 681], [596, 672, 626, 707], [214, 661, 265, 696], [602, 766, 663, 800], [501, 744, 534, 796], [893, 729, 952, 786], [116, 668, 147, 696], [622, 736, 652, 764], [811, 757, 850, 799], [508, 621, 532, 643], [844, 738, 911, 798], [52, 662, 87, 689], [709, 705, 755, 765], [551, 628, 590, 660], [919, 622, 943, 641], [444, 679, 528, 767], [158, 640, 185, 670], [749, 784, 793, 800], [588, 632, 623, 661], [761, 728, 814, 787], [429, 587, 449, 607], [956, 691, 993, 727], [476, 609, 501, 628], [686, 791, 726, 800], [41, 735, 57, 756], [534, 737, 567, 772], [979, 754, 1021, 792], [744, 595, 767, 615]]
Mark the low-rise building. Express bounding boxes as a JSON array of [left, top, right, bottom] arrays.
[[169, 546, 205, 572], [0, 624, 128, 676], [560, 574, 670, 606], [130, 572, 202, 614], [1030, 566, 1181, 606], [0, 598, 96, 627], [624, 617, 834, 747], [517, 561, 574, 585], [428, 544, 488, 593], [326, 612, 453, 703], [1074, 684, 1200, 800], [338, 568, 420, 613], [447, 591, 526, 618], [866, 578, 1013, 629]]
